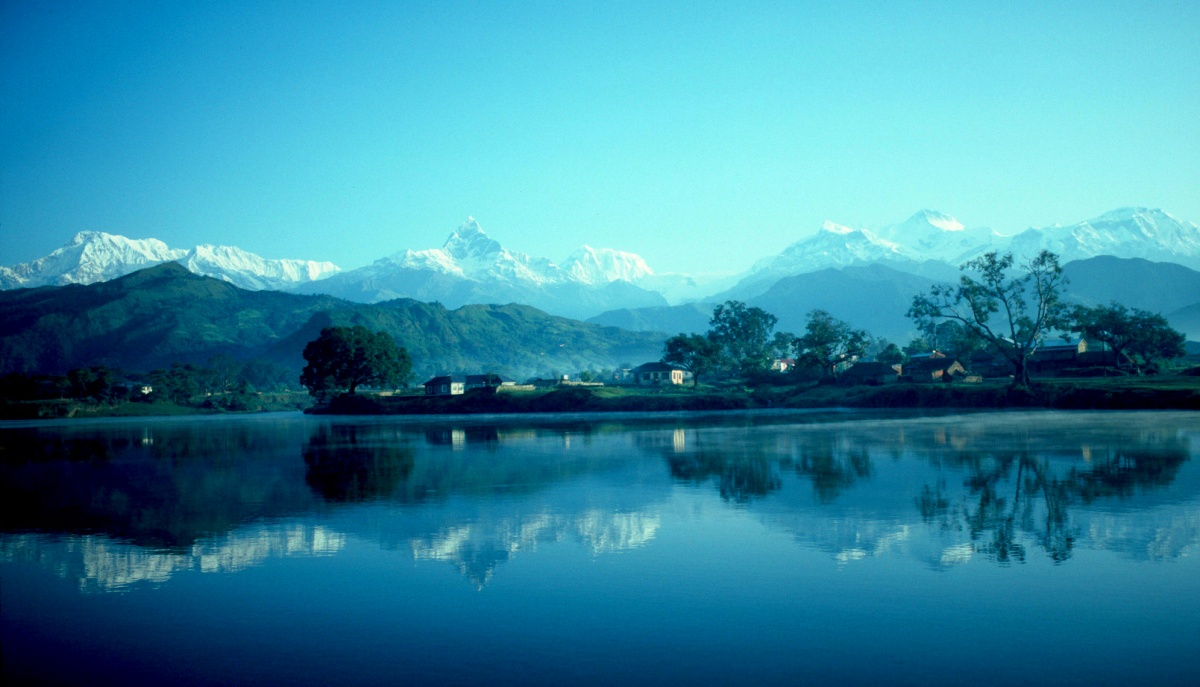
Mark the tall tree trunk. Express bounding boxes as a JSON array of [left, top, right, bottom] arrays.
[[1012, 357, 1030, 388]]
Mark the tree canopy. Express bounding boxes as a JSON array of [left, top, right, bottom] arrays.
[[662, 333, 722, 386], [300, 326, 413, 398], [707, 301, 781, 376], [793, 310, 869, 377], [1070, 302, 1186, 374], [908, 250, 1068, 387]]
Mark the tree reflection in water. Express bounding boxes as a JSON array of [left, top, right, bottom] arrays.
[[917, 439, 1189, 564], [303, 425, 415, 502], [660, 430, 874, 504], [786, 434, 873, 503], [664, 441, 781, 504], [652, 418, 1191, 564]]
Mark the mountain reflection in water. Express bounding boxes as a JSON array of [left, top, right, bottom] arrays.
[[1, 411, 1198, 592]]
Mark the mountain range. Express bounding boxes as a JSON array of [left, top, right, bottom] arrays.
[[0, 231, 341, 292], [289, 218, 673, 319], [2, 207, 1198, 371], [0, 263, 663, 378], [589, 256, 1200, 344], [4, 208, 1199, 319]]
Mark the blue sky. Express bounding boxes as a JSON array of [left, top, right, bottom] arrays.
[[2, 0, 1197, 274]]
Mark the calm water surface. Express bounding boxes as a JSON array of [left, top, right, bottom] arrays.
[[2, 409, 1199, 686]]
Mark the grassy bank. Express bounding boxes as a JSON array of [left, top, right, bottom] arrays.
[[310, 377, 1200, 416], [0, 392, 313, 420]]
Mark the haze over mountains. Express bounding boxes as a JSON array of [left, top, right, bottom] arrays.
[[3, 207, 1200, 345], [0, 263, 663, 378]]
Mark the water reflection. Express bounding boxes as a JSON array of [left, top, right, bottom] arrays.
[[2, 411, 1199, 592], [304, 425, 415, 502], [917, 435, 1190, 564], [1, 524, 343, 593], [408, 509, 661, 587], [0, 419, 317, 549]]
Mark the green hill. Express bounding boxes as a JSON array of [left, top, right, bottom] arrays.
[[0, 263, 665, 379]]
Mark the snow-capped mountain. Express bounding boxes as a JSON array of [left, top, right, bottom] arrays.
[[561, 245, 654, 285], [1006, 207, 1200, 269], [721, 211, 982, 299], [0, 231, 340, 291], [180, 244, 340, 290], [0, 232, 185, 289], [716, 207, 1200, 301], [6, 207, 1198, 323], [384, 217, 564, 284], [293, 217, 669, 319]]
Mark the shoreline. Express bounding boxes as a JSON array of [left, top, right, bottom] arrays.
[[5, 378, 1199, 421], [309, 379, 1200, 416]]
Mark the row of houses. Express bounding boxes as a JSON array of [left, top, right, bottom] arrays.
[[841, 338, 1120, 385], [422, 363, 693, 395], [421, 339, 1116, 394]]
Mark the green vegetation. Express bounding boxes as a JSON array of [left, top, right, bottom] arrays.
[[1069, 302, 1187, 374], [908, 250, 1068, 387], [0, 263, 663, 380], [3, 254, 1197, 420], [309, 375, 1200, 416], [707, 301, 787, 376], [662, 333, 721, 386], [793, 309, 868, 378], [300, 326, 413, 398], [0, 353, 309, 419], [663, 300, 790, 382]]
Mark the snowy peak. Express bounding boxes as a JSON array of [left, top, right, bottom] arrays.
[[871, 210, 969, 245], [0, 231, 185, 289], [442, 217, 505, 262], [561, 245, 654, 285], [1008, 207, 1200, 268], [725, 206, 1200, 303], [182, 245, 340, 290], [0, 232, 339, 291], [820, 221, 857, 235], [909, 209, 965, 232], [376, 218, 659, 289]]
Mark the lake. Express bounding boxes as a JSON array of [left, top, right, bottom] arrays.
[[2, 409, 1199, 686]]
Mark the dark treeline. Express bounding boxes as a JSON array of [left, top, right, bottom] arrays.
[[0, 353, 298, 409]]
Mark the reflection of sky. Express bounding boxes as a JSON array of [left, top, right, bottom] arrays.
[[5, 411, 1200, 687], [0, 523, 344, 592], [3, 411, 1200, 590]]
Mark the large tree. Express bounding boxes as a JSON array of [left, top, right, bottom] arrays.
[[662, 333, 721, 387], [1070, 303, 1186, 374], [793, 310, 869, 377], [300, 326, 413, 398], [707, 301, 780, 376], [908, 250, 1068, 388]]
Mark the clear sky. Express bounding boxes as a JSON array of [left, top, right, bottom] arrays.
[[2, 0, 1197, 275]]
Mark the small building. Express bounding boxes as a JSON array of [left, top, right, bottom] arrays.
[[1028, 338, 1090, 376], [902, 358, 968, 383], [465, 373, 516, 391], [771, 358, 796, 373], [631, 362, 689, 386], [840, 361, 901, 385], [423, 375, 466, 396]]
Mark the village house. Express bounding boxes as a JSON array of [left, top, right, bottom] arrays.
[[423, 375, 466, 396], [465, 373, 516, 391], [631, 362, 689, 386], [1027, 338, 1087, 376], [839, 361, 901, 385], [425, 373, 518, 395], [771, 358, 796, 373], [901, 357, 969, 383]]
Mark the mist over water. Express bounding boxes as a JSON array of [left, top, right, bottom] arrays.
[[3, 410, 1199, 686]]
